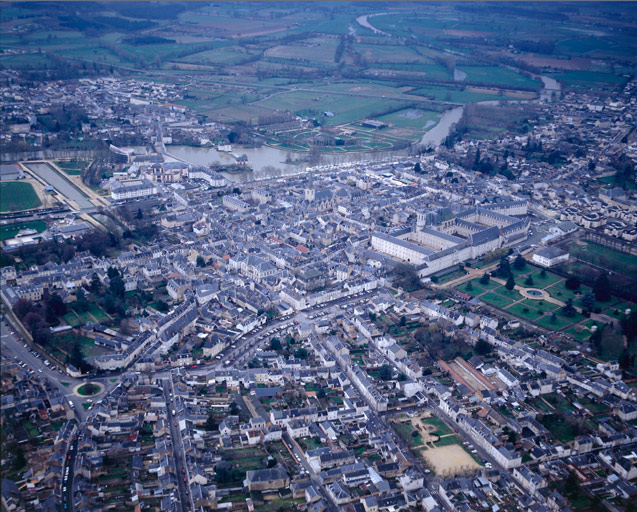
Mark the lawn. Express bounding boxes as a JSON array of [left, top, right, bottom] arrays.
[[301, 436, 323, 451], [563, 326, 593, 342], [566, 241, 637, 278], [527, 269, 563, 288], [536, 312, 578, 331], [87, 303, 111, 323], [434, 434, 462, 447], [497, 287, 523, 301], [507, 302, 545, 322], [519, 299, 558, 313], [71, 303, 111, 324], [474, 278, 502, 292], [530, 396, 555, 413], [540, 413, 594, 444], [422, 416, 453, 436], [63, 311, 83, 328], [0, 220, 47, 241], [597, 173, 636, 191], [77, 382, 101, 396], [542, 392, 576, 413], [480, 292, 516, 308], [435, 267, 468, 285], [0, 182, 42, 212], [53, 159, 91, 176], [394, 421, 423, 448], [545, 280, 591, 303], [509, 265, 534, 279], [24, 421, 39, 438]]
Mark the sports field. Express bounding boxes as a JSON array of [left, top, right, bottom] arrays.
[[0, 181, 42, 212]]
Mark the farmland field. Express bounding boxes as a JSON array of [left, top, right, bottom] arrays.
[[456, 65, 541, 89], [265, 38, 338, 64], [408, 85, 523, 103], [179, 46, 256, 66], [354, 43, 432, 64], [376, 108, 440, 130], [0, 182, 42, 212], [0, 1, 634, 156], [0, 53, 55, 69], [548, 70, 628, 88], [257, 90, 410, 126]]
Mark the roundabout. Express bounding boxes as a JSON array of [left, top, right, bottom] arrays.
[[73, 381, 105, 397]]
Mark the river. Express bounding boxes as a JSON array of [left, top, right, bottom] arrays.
[[167, 144, 390, 183], [168, 74, 558, 183], [168, 107, 464, 182]]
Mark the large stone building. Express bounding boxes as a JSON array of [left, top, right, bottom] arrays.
[[372, 200, 529, 277], [111, 179, 158, 201]]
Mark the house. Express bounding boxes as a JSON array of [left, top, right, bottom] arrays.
[[532, 247, 569, 267], [245, 466, 289, 491]]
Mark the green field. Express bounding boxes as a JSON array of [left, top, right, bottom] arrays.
[[555, 36, 637, 59], [457, 65, 541, 89], [409, 85, 523, 103], [0, 53, 55, 70], [179, 46, 255, 66], [354, 43, 431, 64], [550, 70, 628, 88], [0, 182, 42, 212], [377, 108, 441, 130], [0, 220, 47, 241], [257, 90, 410, 126], [2, 1, 635, 158], [266, 38, 338, 64]]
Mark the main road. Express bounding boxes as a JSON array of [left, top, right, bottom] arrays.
[[163, 377, 194, 512]]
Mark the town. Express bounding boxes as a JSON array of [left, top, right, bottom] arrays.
[[1, 3, 637, 512]]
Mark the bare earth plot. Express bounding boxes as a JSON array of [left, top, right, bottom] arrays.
[[421, 444, 481, 477]]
